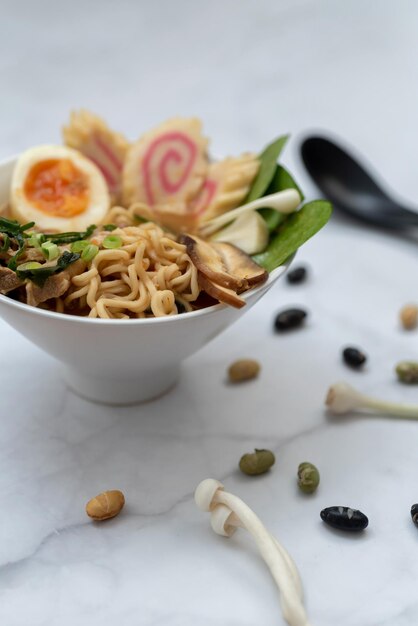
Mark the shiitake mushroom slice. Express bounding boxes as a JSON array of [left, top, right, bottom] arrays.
[[197, 272, 246, 309], [180, 234, 267, 292], [179, 234, 244, 291], [211, 241, 268, 290]]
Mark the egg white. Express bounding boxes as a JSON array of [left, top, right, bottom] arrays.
[[10, 145, 110, 232]]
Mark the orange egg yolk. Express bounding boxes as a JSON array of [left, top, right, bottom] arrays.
[[24, 159, 90, 217]]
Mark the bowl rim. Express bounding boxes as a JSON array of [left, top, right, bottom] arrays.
[[0, 152, 292, 326]]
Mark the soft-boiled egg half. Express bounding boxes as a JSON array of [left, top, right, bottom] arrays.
[[10, 145, 110, 232]]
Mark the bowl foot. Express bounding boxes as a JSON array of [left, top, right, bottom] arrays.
[[63, 365, 180, 405]]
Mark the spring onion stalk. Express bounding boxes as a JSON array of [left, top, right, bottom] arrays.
[[81, 244, 99, 262], [326, 381, 418, 419], [200, 189, 301, 237], [195, 479, 310, 626], [102, 235, 122, 249]]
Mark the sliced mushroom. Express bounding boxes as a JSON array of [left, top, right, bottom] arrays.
[[25, 259, 86, 307], [197, 272, 245, 309], [0, 266, 24, 293], [180, 234, 267, 292], [211, 241, 268, 290], [179, 234, 244, 291]]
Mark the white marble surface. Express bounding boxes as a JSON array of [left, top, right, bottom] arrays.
[[1, 1, 418, 624]]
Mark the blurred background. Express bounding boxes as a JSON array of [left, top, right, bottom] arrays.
[[1, 0, 417, 204]]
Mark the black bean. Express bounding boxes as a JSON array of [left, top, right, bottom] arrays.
[[286, 266, 307, 284], [320, 506, 369, 531], [343, 347, 367, 368], [411, 504, 418, 526], [274, 308, 307, 332]]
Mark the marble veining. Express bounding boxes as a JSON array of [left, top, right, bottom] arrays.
[[1, 1, 418, 624]]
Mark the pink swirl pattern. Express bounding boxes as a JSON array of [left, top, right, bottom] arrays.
[[190, 179, 218, 215], [142, 132, 197, 205]]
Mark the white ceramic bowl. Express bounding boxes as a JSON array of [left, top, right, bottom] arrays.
[[0, 156, 291, 405]]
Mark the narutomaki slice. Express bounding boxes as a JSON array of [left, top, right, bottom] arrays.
[[63, 109, 130, 203], [192, 153, 260, 222], [123, 117, 208, 209], [197, 272, 246, 309]]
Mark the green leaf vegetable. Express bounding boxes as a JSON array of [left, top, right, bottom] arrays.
[[16, 251, 81, 287], [47, 224, 96, 244], [253, 200, 333, 272], [0, 217, 35, 237], [244, 135, 289, 203], [0, 234, 10, 253], [0, 217, 36, 270]]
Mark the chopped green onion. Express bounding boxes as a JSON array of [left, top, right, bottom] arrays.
[[16, 261, 42, 271], [103, 224, 117, 232], [102, 235, 122, 249], [71, 240, 90, 253], [28, 233, 46, 248], [81, 244, 99, 262], [41, 241, 59, 261]]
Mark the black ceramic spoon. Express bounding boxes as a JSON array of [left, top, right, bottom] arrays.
[[301, 136, 418, 229]]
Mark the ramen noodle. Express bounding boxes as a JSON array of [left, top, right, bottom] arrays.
[[63, 223, 200, 318]]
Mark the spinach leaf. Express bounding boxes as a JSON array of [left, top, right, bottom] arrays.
[[16, 251, 81, 287], [253, 200, 332, 272], [245, 135, 289, 203], [258, 164, 305, 232], [268, 164, 304, 201], [8, 234, 26, 270], [0, 217, 36, 269], [0, 234, 10, 253], [258, 207, 286, 232], [48, 224, 96, 244]]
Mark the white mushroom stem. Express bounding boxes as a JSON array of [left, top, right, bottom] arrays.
[[200, 189, 301, 236], [195, 479, 311, 626], [326, 381, 418, 419], [211, 502, 303, 597]]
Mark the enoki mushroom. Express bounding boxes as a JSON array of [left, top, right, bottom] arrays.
[[195, 479, 311, 626]]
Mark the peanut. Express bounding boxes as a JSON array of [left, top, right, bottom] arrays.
[[400, 304, 418, 330], [228, 359, 260, 382], [86, 490, 125, 521]]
